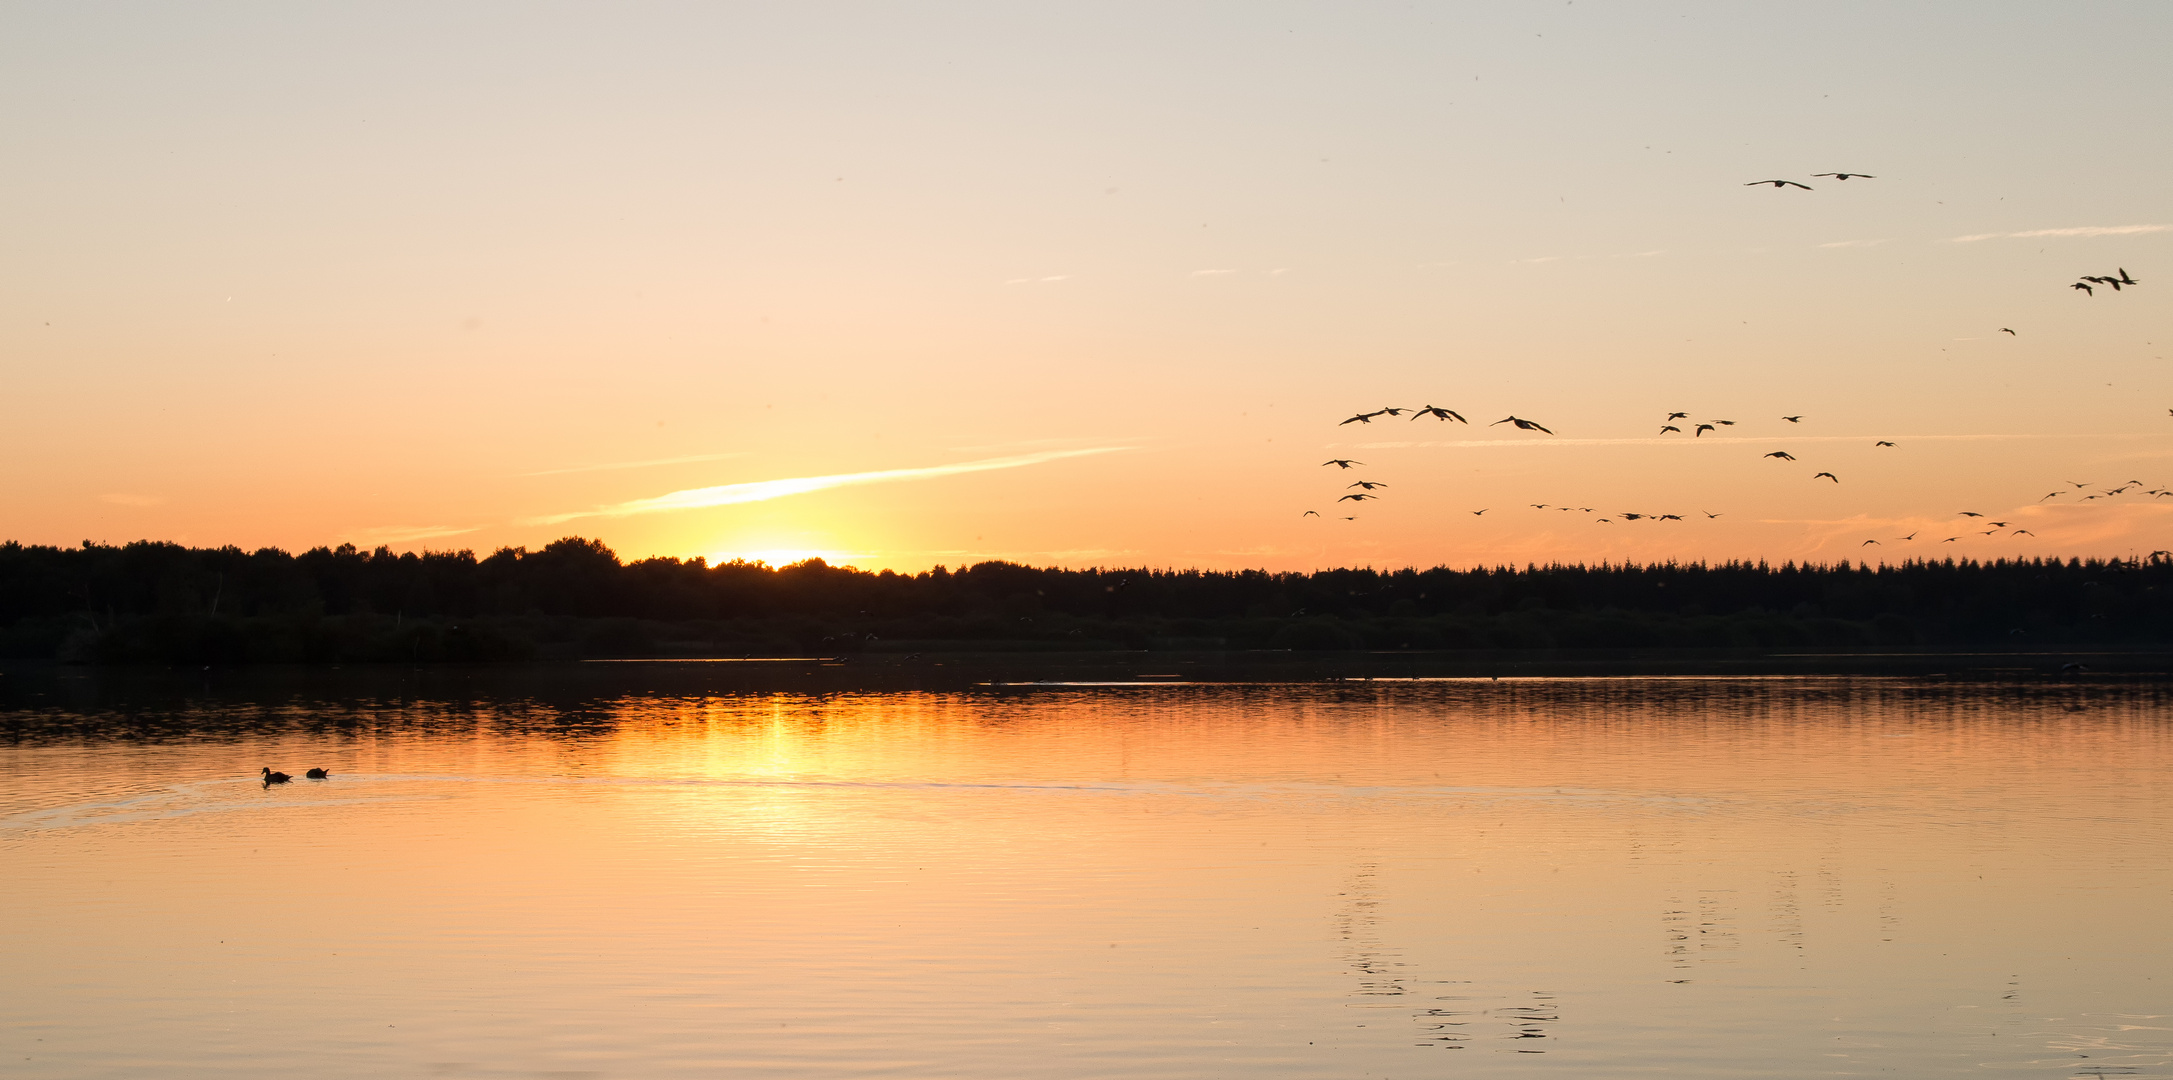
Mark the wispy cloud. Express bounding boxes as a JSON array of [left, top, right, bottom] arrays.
[[1819, 238, 1888, 248], [521, 447, 1131, 526], [347, 524, 481, 544], [1948, 224, 2168, 243], [519, 452, 748, 477]]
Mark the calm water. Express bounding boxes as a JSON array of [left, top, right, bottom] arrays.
[[3, 672, 2170, 1079]]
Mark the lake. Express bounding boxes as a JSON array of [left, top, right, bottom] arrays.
[[3, 667, 2169, 1078]]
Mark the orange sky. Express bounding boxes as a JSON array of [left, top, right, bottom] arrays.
[[3, 4, 2169, 571]]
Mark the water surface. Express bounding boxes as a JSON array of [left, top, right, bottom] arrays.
[[3, 674, 2169, 1078]]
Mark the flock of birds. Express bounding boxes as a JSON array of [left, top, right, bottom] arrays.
[[261, 765, 330, 787], [1299, 174, 2151, 549]]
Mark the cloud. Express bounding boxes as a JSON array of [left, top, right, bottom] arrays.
[[348, 524, 481, 544], [520, 452, 748, 477], [1948, 224, 2168, 242], [100, 493, 165, 507], [521, 447, 1132, 526]]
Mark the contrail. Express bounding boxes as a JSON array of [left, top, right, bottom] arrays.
[[521, 447, 1130, 525]]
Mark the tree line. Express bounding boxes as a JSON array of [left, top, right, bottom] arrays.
[[2, 537, 2169, 663]]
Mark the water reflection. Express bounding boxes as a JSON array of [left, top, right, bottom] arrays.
[[1, 675, 2170, 1079]]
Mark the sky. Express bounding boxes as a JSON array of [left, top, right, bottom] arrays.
[[3, 1, 2170, 572]]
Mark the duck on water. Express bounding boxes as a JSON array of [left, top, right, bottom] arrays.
[[261, 767, 333, 785]]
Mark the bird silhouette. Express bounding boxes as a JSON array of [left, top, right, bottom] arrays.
[[1782, 415, 1803, 423], [2073, 281, 2094, 296], [1812, 172, 1874, 180], [261, 767, 292, 785], [1347, 480, 1388, 490], [1899, 532, 1918, 541], [1747, 179, 1812, 189], [2040, 491, 2062, 501], [1764, 451, 1796, 460], [1694, 423, 1716, 437], [1337, 493, 1377, 502], [1302, 510, 1321, 517], [1412, 405, 1468, 422], [1666, 411, 1689, 420], [1942, 537, 1960, 543], [2117, 267, 2139, 285], [1492, 415, 1554, 434], [1862, 539, 1880, 545], [2067, 480, 2091, 487], [1375, 406, 1409, 417], [1341, 516, 1357, 521], [1714, 420, 1736, 426], [1959, 511, 1984, 517], [1813, 472, 1838, 482], [1659, 424, 1682, 434], [1321, 459, 1363, 468], [305, 768, 331, 780], [2084, 275, 2123, 291], [2013, 529, 2035, 536], [1531, 503, 1550, 510], [1988, 521, 2010, 527], [1622, 513, 1646, 520], [2001, 328, 2016, 335], [1339, 411, 1381, 425], [1874, 441, 1895, 447], [1471, 509, 1487, 516], [1658, 514, 1682, 521], [1703, 511, 1722, 519]]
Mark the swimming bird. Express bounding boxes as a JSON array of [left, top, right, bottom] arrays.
[[1813, 472, 1838, 482], [1659, 424, 1682, 434], [1812, 172, 1874, 180], [1337, 493, 1377, 502], [305, 768, 331, 779], [2001, 328, 2017, 335], [2073, 281, 2094, 296], [1782, 415, 1803, 423], [1764, 451, 1796, 460], [1747, 179, 1812, 189], [1339, 411, 1381, 425], [261, 767, 291, 784], [1694, 423, 1716, 437], [1492, 415, 1554, 434], [1413, 405, 1468, 422], [1875, 441, 1895, 447], [1347, 480, 1388, 490], [1321, 459, 1363, 468]]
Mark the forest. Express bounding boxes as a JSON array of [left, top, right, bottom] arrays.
[[2, 537, 2170, 663]]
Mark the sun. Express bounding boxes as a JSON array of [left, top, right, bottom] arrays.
[[709, 547, 857, 568]]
